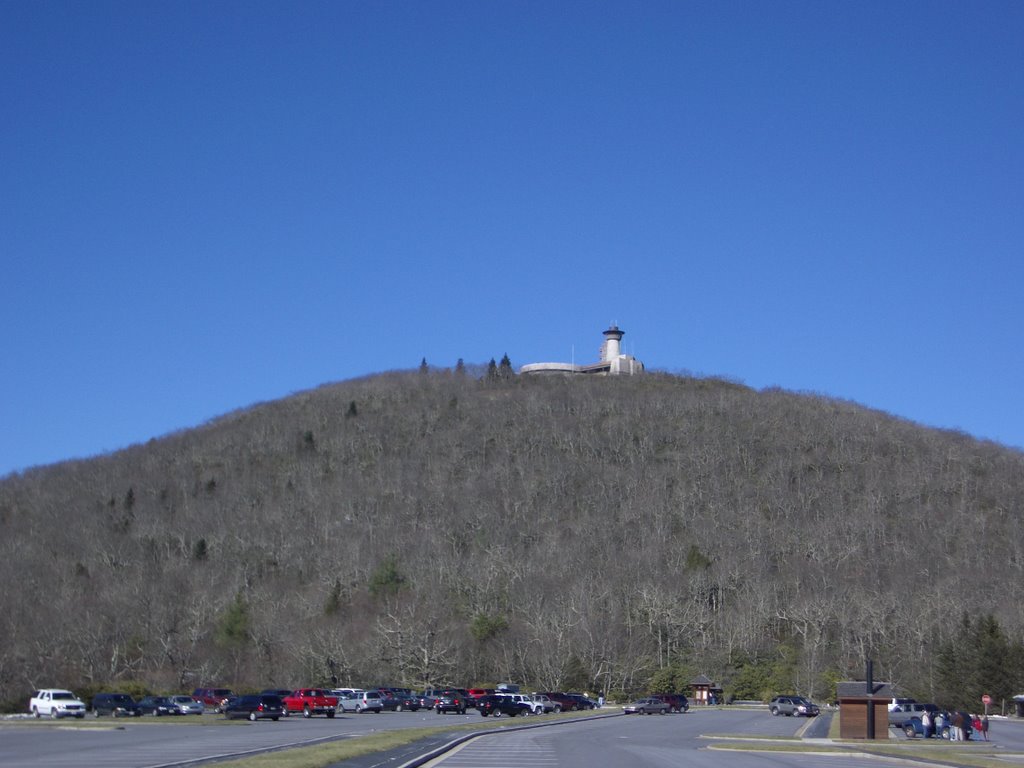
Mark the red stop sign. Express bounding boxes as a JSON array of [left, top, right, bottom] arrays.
[[982, 694, 993, 705]]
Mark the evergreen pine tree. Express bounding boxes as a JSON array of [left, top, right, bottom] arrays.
[[499, 353, 513, 377]]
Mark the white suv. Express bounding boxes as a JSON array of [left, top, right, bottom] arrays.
[[30, 689, 87, 719]]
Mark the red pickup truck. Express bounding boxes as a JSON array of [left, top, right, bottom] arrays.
[[282, 688, 338, 718]]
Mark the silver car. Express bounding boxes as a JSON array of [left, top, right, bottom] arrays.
[[335, 690, 363, 713], [356, 690, 383, 713], [169, 695, 205, 715]]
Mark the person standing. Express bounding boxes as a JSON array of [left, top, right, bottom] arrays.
[[921, 709, 932, 738], [982, 713, 990, 741], [952, 711, 964, 741], [935, 711, 946, 739]]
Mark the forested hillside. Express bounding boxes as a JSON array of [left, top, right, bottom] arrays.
[[2, 370, 1023, 710]]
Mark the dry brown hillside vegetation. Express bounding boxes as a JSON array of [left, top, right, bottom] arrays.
[[2, 369, 1023, 711]]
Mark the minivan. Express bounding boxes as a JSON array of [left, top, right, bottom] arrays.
[[356, 690, 383, 713]]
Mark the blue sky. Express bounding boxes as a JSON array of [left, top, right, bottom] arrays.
[[2, 0, 1022, 475]]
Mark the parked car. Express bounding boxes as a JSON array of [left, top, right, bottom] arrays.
[[530, 693, 559, 713], [565, 693, 596, 710], [335, 690, 363, 712], [538, 692, 579, 711], [468, 688, 495, 699], [769, 695, 820, 717], [223, 694, 284, 721], [623, 697, 670, 715], [418, 688, 445, 709], [136, 696, 176, 716], [501, 693, 542, 714], [169, 695, 205, 715], [355, 689, 383, 713], [91, 693, 141, 717], [282, 688, 338, 718], [392, 691, 421, 712], [30, 689, 87, 719], [475, 694, 529, 717], [259, 688, 295, 699], [192, 688, 233, 712], [434, 690, 469, 714], [652, 693, 689, 713], [888, 701, 938, 727], [371, 688, 405, 711]]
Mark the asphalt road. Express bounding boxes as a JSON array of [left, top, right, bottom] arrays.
[[415, 710, 1024, 768], [3, 708, 1023, 768], [0, 709, 463, 768]]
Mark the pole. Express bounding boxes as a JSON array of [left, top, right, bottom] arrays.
[[866, 660, 875, 740]]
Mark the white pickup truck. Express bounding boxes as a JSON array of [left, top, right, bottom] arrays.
[[30, 689, 87, 718]]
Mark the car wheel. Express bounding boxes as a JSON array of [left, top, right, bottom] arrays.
[[303, 706, 311, 718], [249, 712, 258, 722], [904, 725, 916, 738], [493, 710, 502, 718], [395, 704, 403, 712], [33, 707, 40, 718], [152, 709, 160, 716], [327, 710, 335, 718], [93, 710, 101, 718], [272, 716, 279, 721], [50, 709, 60, 720], [554, 705, 562, 713], [770, 707, 779, 716]]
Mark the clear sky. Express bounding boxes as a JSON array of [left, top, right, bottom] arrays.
[[2, 0, 1022, 476]]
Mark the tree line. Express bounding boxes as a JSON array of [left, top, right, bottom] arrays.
[[1, 369, 1022, 711]]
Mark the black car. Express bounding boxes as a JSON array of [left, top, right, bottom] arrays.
[[91, 693, 141, 717], [475, 694, 529, 718], [223, 694, 284, 721], [435, 691, 469, 714], [136, 696, 176, 716], [392, 691, 421, 712]]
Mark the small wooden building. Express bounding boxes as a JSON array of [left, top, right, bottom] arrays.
[[837, 680, 893, 739], [689, 674, 723, 705]]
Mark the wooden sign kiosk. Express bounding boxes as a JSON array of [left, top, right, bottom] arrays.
[[837, 680, 893, 739]]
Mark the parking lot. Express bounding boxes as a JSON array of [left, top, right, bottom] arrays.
[[4, 708, 1024, 768]]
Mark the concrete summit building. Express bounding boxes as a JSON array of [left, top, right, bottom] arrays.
[[519, 325, 645, 376]]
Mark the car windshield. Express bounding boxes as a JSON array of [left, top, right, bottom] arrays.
[[53, 692, 76, 700]]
